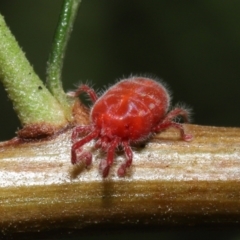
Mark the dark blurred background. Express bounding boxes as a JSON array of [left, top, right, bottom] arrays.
[[0, 1, 240, 239], [0, 0, 240, 141]]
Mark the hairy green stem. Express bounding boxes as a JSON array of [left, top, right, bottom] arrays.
[[46, 0, 82, 120], [0, 14, 67, 127]]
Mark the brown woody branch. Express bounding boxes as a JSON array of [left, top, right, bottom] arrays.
[[0, 124, 240, 233]]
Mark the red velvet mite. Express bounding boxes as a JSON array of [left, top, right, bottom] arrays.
[[69, 76, 192, 177]]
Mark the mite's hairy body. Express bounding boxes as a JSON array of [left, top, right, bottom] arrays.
[[69, 77, 192, 177]]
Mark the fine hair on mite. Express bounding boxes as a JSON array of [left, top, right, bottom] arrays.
[[68, 75, 193, 178]]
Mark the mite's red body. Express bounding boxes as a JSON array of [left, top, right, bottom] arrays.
[[70, 77, 192, 177], [92, 78, 169, 142]]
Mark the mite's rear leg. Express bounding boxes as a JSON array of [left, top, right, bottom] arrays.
[[153, 108, 193, 141], [67, 84, 98, 103], [163, 107, 190, 123], [117, 141, 133, 177]]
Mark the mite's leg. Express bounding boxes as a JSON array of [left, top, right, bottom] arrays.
[[67, 84, 98, 103], [162, 108, 190, 123], [99, 138, 120, 177], [153, 108, 193, 141], [117, 141, 133, 177], [71, 129, 99, 165], [71, 125, 93, 143]]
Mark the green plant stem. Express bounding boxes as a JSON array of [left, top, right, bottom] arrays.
[[46, 0, 82, 120], [0, 14, 67, 127]]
